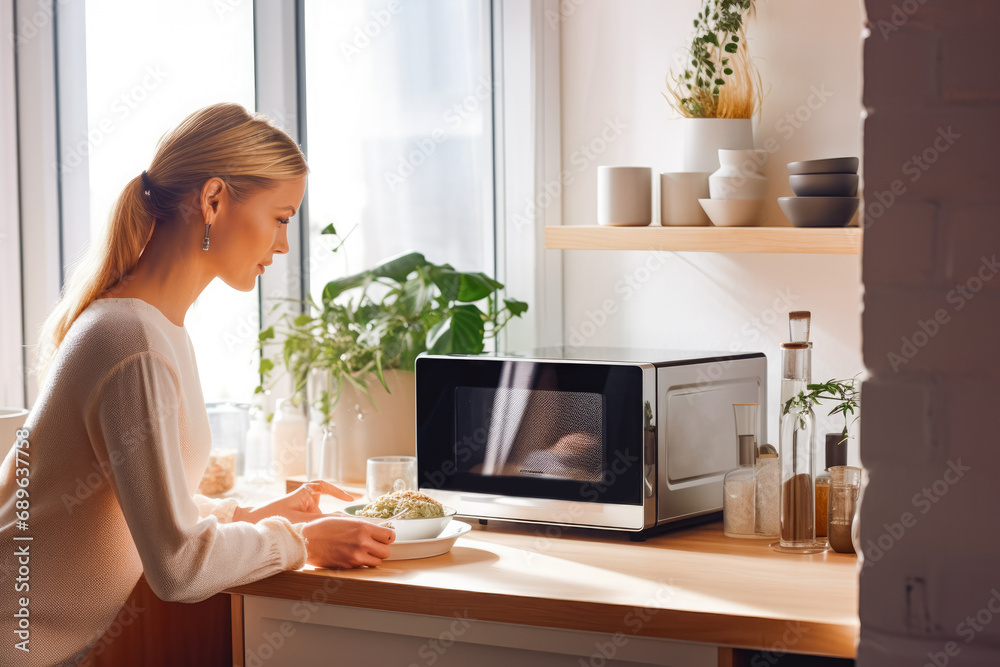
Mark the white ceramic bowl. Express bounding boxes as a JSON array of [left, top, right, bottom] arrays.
[[345, 504, 456, 541], [698, 198, 764, 227]]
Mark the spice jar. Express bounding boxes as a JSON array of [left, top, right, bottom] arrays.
[[724, 403, 759, 538], [815, 431, 848, 539], [754, 445, 780, 538], [828, 466, 861, 553]]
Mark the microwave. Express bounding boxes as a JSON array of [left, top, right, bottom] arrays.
[[415, 347, 767, 538]]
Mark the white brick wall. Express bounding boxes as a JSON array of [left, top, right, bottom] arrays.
[[861, 1, 1000, 664]]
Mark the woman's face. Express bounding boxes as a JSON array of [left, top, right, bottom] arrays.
[[211, 175, 307, 291]]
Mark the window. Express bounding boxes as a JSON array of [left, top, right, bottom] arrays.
[[300, 0, 495, 307], [75, 0, 259, 402]]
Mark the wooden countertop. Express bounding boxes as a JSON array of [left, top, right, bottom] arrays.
[[225, 486, 859, 658]]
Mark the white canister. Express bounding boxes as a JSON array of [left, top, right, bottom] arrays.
[[597, 166, 653, 226], [271, 398, 308, 479], [709, 149, 768, 200], [0, 408, 29, 460], [660, 172, 711, 226]]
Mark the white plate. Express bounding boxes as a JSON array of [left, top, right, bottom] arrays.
[[385, 520, 472, 561]]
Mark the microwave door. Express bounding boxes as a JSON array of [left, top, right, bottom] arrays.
[[481, 361, 534, 476]]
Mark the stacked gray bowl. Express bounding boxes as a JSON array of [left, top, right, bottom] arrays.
[[778, 157, 860, 227]]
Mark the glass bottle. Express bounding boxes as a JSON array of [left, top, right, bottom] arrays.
[[772, 403, 825, 553], [244, 396, 274, 484], [815, 430, 849, 539], [828, 465, 861, 553], [271, 397, 308, 479], [754, 444, 780, 539], [779, 312, 813, 414], [724, 403, 759, 538]]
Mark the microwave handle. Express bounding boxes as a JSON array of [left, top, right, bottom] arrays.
[[644, 425, 655, 498]]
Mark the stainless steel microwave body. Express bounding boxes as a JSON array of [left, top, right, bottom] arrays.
[[415, 347, 767, 535]]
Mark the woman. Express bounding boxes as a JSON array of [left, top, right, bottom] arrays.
[[0, 103, 394, 665]]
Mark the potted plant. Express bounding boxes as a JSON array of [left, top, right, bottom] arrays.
[[664, 0, 763, 173], [783, 377, 861, 445], [255, 224, 528, 483]]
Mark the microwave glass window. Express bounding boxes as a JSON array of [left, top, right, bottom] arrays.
[[455, 387, 604, 482]]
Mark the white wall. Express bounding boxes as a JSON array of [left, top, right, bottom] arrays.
[[557, 0, 865, 451]]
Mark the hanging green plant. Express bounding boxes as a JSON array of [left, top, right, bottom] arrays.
[[664, 0, 763, 119]]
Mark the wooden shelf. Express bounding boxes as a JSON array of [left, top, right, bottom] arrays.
[[545, 225, 861, 255]]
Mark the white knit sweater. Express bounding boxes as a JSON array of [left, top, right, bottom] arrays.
[[0, 297, 308, 666]]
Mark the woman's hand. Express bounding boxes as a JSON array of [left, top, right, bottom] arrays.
[[233, 480, 356, 525], [301, 516, 396, 569]]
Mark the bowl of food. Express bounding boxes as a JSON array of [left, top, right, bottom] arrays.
[[346, 490, 456, 541]]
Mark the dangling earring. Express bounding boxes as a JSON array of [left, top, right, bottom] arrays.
[[202, 223, 211, 251]]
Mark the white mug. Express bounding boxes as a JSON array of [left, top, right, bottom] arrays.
[[597, 166, 653, 226], [660, 172, 711, 225], [1, 408, 30, 460]]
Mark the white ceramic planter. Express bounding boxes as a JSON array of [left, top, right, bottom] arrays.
[[679, 118, 754, 173], [709, 149, 768, 200], [597, 166, 653, 226]]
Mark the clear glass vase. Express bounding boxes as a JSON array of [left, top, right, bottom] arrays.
[[772, 404, 825, 553], [724, 403, 759, 538]]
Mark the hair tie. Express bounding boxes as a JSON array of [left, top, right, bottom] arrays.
[[140, 170, 153, 197]]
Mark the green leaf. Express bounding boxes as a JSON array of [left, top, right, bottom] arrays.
[[504, 298, 529, 317], [320, 222, 337, 235], [724, 43, 738, 53], [722, 58, 729, 66], [724, 68, 733, 75], [293, 312, 313, 327], [259, 358, 274, 375], [371, 251, 428, 283], [714, 78, 725, 85], [731, 34, 740, 42], [427, 305, 486, 355], [430, 267, 502, 303], [703, 32, 719, 47], [258, 326, 275, 342]]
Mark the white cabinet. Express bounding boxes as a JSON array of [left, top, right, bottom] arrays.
[[241, 595, 718, 667]]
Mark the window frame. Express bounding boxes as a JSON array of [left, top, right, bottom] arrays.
[[10, 0, 563, 408]]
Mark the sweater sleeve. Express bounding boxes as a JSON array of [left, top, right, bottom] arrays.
[[88, 350, 309, 603], [193, 494, 240, 523]]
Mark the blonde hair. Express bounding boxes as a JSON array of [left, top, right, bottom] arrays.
[[33, 102, 308, 387]]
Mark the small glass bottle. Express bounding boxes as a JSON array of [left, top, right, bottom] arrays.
[[754, 443, 780, 538], [815, 430, 848, 539], [244, 396, 274, 484], [724, 403, 759, 538]]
